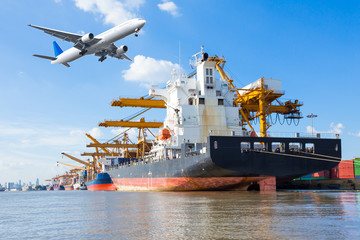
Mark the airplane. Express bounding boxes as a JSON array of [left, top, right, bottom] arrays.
[[29, 18, 146, 67]]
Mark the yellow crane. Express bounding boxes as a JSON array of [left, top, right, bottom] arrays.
[[57, 161, 87, 171], [207, 56, 302, 137], [61, 152, 97, 181], [98, 107, 159, 158], [111, 96, 166, 108], [99, 118, 163, 128]]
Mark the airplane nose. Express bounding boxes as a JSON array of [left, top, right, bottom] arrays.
[[139, 19, 146, 27]]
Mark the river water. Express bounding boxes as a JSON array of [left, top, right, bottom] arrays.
[[0, 191, 359, 239]]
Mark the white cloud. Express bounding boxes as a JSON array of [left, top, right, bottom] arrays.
[[306, 125, 315, 134], [349, 131, 360, 137], [329, 122, 344, 134], [158, 1, 180, 16], [111, 128, 139, 142], [306, 122, 344, 135], [0, 124, 37, 136], [54, 0, 62, 3], [89, 127, 103, 139], [73, 0, 145, 26], [122, 55, 181, 87]]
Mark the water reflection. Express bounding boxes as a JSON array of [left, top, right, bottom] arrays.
[[0, 191, 360, 239]]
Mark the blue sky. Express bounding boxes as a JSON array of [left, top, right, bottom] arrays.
[[0, 0, 359, 184]]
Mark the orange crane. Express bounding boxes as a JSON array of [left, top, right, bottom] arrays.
[[111, 96, 166, 108], [57, 161, 87, 171], [61, 152, 97, 181]]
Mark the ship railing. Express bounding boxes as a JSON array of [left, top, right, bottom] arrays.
[[208, 130, 340, 139], [266, 132, 340, 139], [209, 130, 249, 137], [185, 151, 202, 157]]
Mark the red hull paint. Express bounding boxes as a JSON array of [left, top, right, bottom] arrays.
[[112, 177, 276, 191], [87, 183, 116, 191]]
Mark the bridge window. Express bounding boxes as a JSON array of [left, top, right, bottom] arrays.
[[218, 99, 224, 105], [205, 68, 214, 84], [199, 98, 205, 105]]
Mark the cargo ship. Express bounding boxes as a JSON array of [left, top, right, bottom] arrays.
[[86, 173, 116, 191], [97, 48, 341, 191]]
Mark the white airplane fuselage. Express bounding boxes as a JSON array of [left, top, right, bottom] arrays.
[[51, 18, 146, 65]]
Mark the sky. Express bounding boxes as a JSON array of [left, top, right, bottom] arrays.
[[0, 0, 360, 184]]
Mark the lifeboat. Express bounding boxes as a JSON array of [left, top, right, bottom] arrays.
[[158, 128, 171, 140]]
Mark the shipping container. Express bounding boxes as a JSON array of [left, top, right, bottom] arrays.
[[113, 158, 119, 165], [331, 160, 354, 179], [312, 170, 330, 179], [300, 174, 313, 180], [354, 158, 360, 177]]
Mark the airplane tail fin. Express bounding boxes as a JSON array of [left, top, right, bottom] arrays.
[[53, 41, 63, 57]]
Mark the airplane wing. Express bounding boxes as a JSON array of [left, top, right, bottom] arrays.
[[28, 24, 102, 48], [98, 43, 132, 61], [28, 24, 82, 43]]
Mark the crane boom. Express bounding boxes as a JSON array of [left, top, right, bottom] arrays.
[[85, 133, 110, 154], [57, 161, 87, 171], [87, 143, 138, 148], [111, 97, 166, 108], [99, 119, 163, 128], [81, 152, 122, 157], [61, 152, 92, 167]]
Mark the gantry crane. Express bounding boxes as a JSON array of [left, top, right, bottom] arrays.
[[98, 103, 159, 158], [207, 56, 302, 137], [61, 152, 97, 181]]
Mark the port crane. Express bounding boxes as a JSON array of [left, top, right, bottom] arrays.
[[98, 104, 159, 158], [61, 152, 98, 181], [207, 56, 302, 137]]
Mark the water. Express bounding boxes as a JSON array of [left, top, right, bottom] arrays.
[[0, 191, 359, 239]]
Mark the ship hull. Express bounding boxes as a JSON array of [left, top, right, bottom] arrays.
[[86, 173, 116, 191], [64, 185, 74, 190], [112, 176, 274, 191], [108, 136, 341, 191], [54, 185, 65, 191]]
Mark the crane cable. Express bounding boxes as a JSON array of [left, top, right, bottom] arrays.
[[250, 149, 341, 163], [297, 151, 341, 160]]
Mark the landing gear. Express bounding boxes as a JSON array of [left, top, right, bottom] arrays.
[[98, 56, 107, 62], [135, 28, 139, 37], [79, 49, 87, 56]]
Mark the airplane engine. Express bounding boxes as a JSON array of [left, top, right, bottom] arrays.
[[116, 45, 128, 55], [81, 33, 94, 43]]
